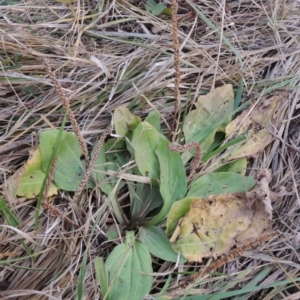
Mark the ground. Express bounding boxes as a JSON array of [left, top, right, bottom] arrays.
[[0, 1, 300, 299]]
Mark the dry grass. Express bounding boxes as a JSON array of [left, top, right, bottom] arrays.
[[0, 0, 300, 299]]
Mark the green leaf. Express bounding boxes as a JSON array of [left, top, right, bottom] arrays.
[[39, 129, 85, 191], [113, 106, 141, 138], [145, 110, 161, 132], [187, 172, 255, 198], [91, 141, 112, 195], [94, 257, 109, 299], [75, 250, 88, 300], [105, 231, 153, 300], [139, 226, 187, 263], [129, 180, 144, 218], [145, 0, 167, 16], [214, 157, 248, 175], [184, 85, 234, 143], [166, 197, 198, 236], [181, 85, 234, 164], [234, 78, 244, 111], [131, 121, 164, 181], [36, 114, 67, 227], [147, 140, 187, 225], [0, 196, 19, 226], [92, 139, 130, 195], [13, 149, 58, 198], [130, 183, 163, 219], [202, 135, 247, 162], [106, 224, 123, 241], [18, 169, 54, 198]]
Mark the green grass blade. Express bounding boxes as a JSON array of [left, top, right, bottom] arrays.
[[75, 250, 88, 300], [202, 135, 247, 162], [0, 196, 19, 226], [234, 79, 243, 111], [0, 197, 32, 254], [168, 277, 300, 299], [95, 257, 109, 299], [236, 267, 272, 300], [260, 77, 297, 95]]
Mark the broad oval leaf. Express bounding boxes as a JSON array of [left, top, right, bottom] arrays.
[[147, 140, 187, 225], [145, 110, 161, 132], [184, 84, 234, 144], [171, 194, 253, 262], [92, 139, 130, 195], [131, 121, 163, 181], [9, 148, 58, 199], [39, 129, 85, 191], [166, 197, 198, 236], [181, 85, 234, 165], [113, 106, 141, 138], [139, 226, 187, 263], [105, 231, 153, 300], [187, 172, 255, 198]]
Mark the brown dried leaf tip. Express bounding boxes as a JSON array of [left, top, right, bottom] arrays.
[[43, 59, 88, 157]]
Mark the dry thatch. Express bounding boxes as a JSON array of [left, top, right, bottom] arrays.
[[0, 0, 300, 299]]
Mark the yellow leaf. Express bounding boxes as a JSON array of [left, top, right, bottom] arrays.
[[225, 93, 282, 159], [171, 194, 253, 262], [6, 149, 58, 200]]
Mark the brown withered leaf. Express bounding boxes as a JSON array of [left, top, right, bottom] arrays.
[[225, 93, 282, 160], [236, 201, 273, 245]]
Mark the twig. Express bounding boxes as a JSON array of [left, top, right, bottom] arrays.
[[42, 155, 57, 202], [43, 202, 79, 229], [43, 59, 88, 157], [169, 0, 181, 141], [267, 126, 300, 154], [73, 126, 112, 203], [42, 156, 79, 228]]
